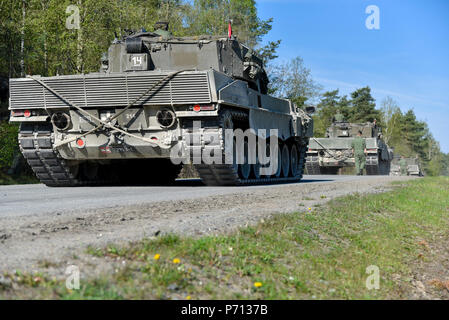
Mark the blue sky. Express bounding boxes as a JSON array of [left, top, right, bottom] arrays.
[[256, 0, 449, 152]]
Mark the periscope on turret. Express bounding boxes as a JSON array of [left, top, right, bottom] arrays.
[[8, 23, 314, 187]]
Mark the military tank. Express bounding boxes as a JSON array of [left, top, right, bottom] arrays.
[[8, 23, 313, 186], [389, 156, 423, 176], [305, 121, 392, 175]]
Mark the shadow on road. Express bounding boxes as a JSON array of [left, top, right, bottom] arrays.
[[299, 179, 334, 183]]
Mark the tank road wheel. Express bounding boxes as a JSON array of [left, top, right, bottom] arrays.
[[290, 144, 299, 177], [252, 154, 261, 179], [238, 141, 251, 180], [281, 144, 290, 177], [297, 144, 307, 180], [273, 145, 282, 178], [259, 142, 271, 177], [221, 111, 239, 175], [193, 109, 308, 186]]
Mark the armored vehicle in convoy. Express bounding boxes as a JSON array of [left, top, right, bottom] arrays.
[[9, 23, 313, 186], [306, 121, 393, 175], [389, 156, 423, 176]]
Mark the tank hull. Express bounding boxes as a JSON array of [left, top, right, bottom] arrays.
[[10, 70, 313, 186]]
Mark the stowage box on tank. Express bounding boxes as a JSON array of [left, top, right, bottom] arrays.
[[9, 25, 313, 186], [305, 121, 393, 175]]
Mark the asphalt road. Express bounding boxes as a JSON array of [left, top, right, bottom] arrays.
[[1, 175, 379, 217], [0, 175, 413, 273]]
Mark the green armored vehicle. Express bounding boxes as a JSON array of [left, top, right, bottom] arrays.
[[9, 24, 313, 186], [305, 121, 392, 175], [389, 156, 423, 176]]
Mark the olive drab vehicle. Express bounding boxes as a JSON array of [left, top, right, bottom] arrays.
[[305, 121, 393, 175], [8, 23, 314, 186], [389, 156, 423, 176]]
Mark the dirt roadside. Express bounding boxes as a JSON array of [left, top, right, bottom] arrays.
[[0, 176, 413, 277]]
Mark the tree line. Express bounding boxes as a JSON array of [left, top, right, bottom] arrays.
[[0, 0, 278, 78], [0, 0, 447, 177], [268, 59, 448, 176]]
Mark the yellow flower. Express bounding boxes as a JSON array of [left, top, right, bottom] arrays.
[[153, 254, 160, 260], [307, 207, 312, 211], [186, 295, 191, 300], [254, 282, 263, 288], [173, 258, 181, 264]]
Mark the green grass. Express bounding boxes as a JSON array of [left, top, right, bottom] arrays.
[[2, 177, 448, 299]]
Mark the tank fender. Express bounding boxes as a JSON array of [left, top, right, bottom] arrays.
[[249, 108, 292, 140], [218, 80, 250, 106]]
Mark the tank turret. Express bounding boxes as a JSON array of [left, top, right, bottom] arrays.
[[326, 122, 381, 139], [104, 23, 269, 94]]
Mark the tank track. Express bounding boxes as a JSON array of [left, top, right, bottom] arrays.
[[183, 109, 307, 186], [305, 156, 321, 175], [19, 123, 80, 187]]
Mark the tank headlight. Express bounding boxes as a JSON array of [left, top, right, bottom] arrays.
[[51, 112, 71, 131], [156, 108, 176, 128]]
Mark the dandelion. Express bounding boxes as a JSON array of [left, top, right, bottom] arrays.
[[254, 282, 262, 288], [307, 207, 312, 211], [154, 254, 161, 260], [186, 295, 191, 300], [173, 258, 181, 264]]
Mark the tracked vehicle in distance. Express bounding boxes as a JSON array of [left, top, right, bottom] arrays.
[[305, 121, 392, 175], [389, 156, 423, 176], [9, 23, 313, 186]]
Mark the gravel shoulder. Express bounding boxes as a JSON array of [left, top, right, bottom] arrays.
[[0, 176, 413, 275]]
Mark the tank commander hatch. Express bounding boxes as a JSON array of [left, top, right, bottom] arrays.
[[154, 21, 171, 39]]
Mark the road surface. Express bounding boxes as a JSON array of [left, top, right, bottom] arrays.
[[1, 175, 381, 217], [0, 175, 412, 273]]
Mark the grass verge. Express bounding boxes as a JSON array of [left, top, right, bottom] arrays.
[[1, 177, 448, 299], [0, 171, 38, 185]]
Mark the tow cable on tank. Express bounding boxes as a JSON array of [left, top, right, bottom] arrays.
[[310, 137, 350, 161], [27, 69, 192, 149]]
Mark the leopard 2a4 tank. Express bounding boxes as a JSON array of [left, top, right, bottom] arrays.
[[9, 23, 314, 186], [306, 121, 393, 175]]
